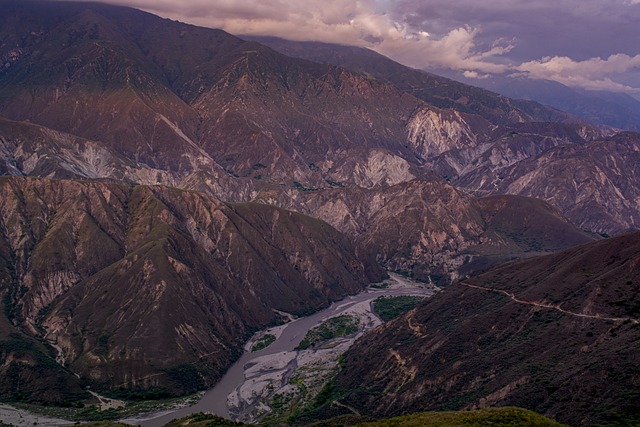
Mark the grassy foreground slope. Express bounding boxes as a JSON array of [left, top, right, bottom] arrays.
[[160, 407, 566, 427]]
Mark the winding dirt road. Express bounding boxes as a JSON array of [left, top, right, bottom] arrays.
[[460, 282, 639, 324]]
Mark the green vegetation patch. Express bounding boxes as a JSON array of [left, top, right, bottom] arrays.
[[166, 408, 565, 426], [252, 334, 276, 352], [163, 412, 246, 427], [295, 315, 360, 350], [13, 393, 201, 422], [164, 364, 205, 392], [370, 282, 391, 289], [73, 421, 129, 426], [373, 296, 426, 322], [355, 407, 568, 427]]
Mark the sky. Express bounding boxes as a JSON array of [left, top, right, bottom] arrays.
[[59, 0, 640, 95]]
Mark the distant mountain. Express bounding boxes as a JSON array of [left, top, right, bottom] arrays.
[[449, 74, 640, 132], [453, 130, 640, 234], [0, 2, 609, 254], [241, 36, 640, 234], [244, 36, 571, 125], [0, 176, 374, 400], [3, 7, 637, 240], [328, 232, 640, 426]]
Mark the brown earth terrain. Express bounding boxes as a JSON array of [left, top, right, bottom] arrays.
[[0, 176, 376, 401], [329, 232, 640, 426]]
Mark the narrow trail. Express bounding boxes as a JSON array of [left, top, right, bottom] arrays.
[[460, 282, 639, 324], [332, 400, 361, 416]]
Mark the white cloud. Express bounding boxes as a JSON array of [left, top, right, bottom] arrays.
[[463, 70, 491, 79], [371, 26, 514, 73], [514, 54, 640, 92]]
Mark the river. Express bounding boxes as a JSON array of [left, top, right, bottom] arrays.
[[123, 273, 437, 426]]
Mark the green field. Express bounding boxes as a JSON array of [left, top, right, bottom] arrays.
[[252, 334, 277, 352], [373, 296, 426, 322], [162, 407, 567, 426], [295, 315, 360, 350]]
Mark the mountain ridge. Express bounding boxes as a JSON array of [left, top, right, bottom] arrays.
[[0, 176, 376, 399], [243, 36, 640, 234], [328, 232, 640, 426]]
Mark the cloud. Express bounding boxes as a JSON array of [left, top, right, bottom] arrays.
[[515, 54, 640, 92], [371, 26, 515, 74], [463, 70, 491, 79]]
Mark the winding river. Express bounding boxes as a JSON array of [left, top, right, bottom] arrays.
[[125, 274, 437, 426]]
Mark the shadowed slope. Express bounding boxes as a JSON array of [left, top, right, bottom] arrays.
[[0, 176, 375, 399], [330, 232, 640, 426]]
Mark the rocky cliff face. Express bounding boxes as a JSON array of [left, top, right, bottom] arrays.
[[0, 2, 610, 271], [246, 36, 640, 235], [0, 176, 374, 398], [245, 36, 571, 126], [456, 131, 640, 233], [0, 1, 424, 194], [256, 178, 593, 283], [330, 232, 640, 426]]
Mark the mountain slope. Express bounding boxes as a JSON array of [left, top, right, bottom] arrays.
[[451, 74, 640, 132], [1, 2, 638, 239], [0, 176, 374, 399], [242, 36, 640, 234], [454, 130, 640, 233], [0, 294, 87, 404], [258, 178, 593, 283], [244, 36, 571, 125], [0, 1, 637, 414], [0, 1, 426, 193], [0, 1, 607, 275], [329, 232, 640, 426]]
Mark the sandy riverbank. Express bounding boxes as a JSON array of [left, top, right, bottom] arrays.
[[0, 404, 72, 426]]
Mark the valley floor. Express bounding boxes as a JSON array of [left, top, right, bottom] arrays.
[[126, 273, 437, 426], [0, 404, 70, 426]]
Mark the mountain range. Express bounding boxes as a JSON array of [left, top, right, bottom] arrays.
[[0, 176, 374, 401], [1, 1, 618, 283], [449, 73, 640, 133], [247, 36, 640, 234], [0, 1, 638, 423]]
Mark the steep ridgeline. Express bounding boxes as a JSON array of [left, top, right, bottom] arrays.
[[260, 179, 594, 283], [0, 0, 605, 282], [247, 37, 640, 235], [0, 176, 375, 401], [244, 36, 570, 125], [454, 130, 640, 234], [328, 232, 640, 426], [455, 75, 640, 132]]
